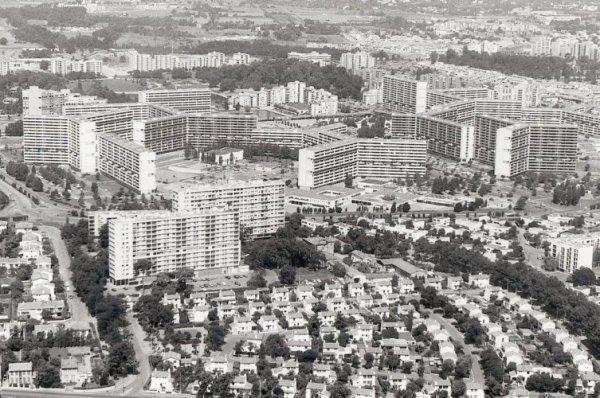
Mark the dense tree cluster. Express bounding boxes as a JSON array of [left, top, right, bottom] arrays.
[[197, 141, 298, 161], [73, 81, 135, 103], [0, 190, 8, 210], [60, 220, 137, 377], [552, 180, 585, 206], [246, 238, 324, 270], [440, 47, 600, 84], [4, 120, 22, 136], [194, 58, 364, 100], [479, 347, 505, 396], [246, 214, 325, 270], [356, 116, 386, 138], [5, 161, 29, 181], [568, 268, 596, 287], [341, 228, 407, 258], [133, 294, 174, 332], [415, 237, 600, 357], [0, 5, 196, 52]]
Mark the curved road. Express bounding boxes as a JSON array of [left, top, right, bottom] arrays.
[[0, 178, 152, 395]]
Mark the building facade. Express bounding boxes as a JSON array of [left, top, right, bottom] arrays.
[[170, 179, 285, 238], [108, 210, 241, 284]]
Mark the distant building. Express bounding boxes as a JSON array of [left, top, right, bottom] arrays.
[[138, 87, 211, 113], [206, 147, 244, 165], [8, 362, 35, 388], [549, 234, 600, 273], [288, 51, 332, 67], [383, 75, 428, 114]]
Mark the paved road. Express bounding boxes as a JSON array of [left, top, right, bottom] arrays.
[[122, 313, 152, 396], [39, 226, 96, 325], [0, 172, 71, 226], [517, 231, 568, 283], [430, 313, 485, 385], [0, 388, 190, 397]]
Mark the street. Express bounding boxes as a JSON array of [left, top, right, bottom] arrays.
[[430, 313, 485, 385], [39, 225, 97, 325], [0, 388, 190, 398], [121, 313, 152, 396]]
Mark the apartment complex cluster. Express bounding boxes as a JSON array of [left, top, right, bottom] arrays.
[[89, 179, 285, 284], [297, 125, 427, 189], [226, 80, 339, 116], [530, 35, 600, 61], [382, 74, 600, 177], [0, 57, 103, 76], [22, 85, 214, 193], [128, 50, 252, 72]]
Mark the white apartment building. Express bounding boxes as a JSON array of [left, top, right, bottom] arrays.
[[357, 139, 427, 180], [22, 87, 70, 116], [23, 115, 97, 174], [494, 123, 578, 178], [170, 179, 285, 238], [339, 51, 375, 72], [133, 51, 245, 71], [24, 113, 156, 193], [287, 51, 332, 67], [298, 138, 427, 189], [96, 133, 156, 194], [0, 57, 103, 76], [549, 234, 600, 273], [383, 75, 428, 114], [22, 86, 105, 116], [108, 209, 241, 284], [138, 87, 211, 113], [311, 99, 338, 116], [299, 139, 358, 189]]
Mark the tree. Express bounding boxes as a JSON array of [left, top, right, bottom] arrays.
[[260, 334, 290, 358], [569, 268, 596, 286], [134, 259, 152, 276], [279, 265, 296, 285], [0, 38, 7, 46], [451, 380, 466, 397], [390, 202, 397, 213], [514, 195, 528, 211], [107, 341, 138, 376], [329, 382, 351, 398], [402, 202, 411, 213], [4, 120, 23, 136], [525, 372, 564, 392], [98, 223, 109, 248], [331, 263, 346, 278], [453, 202, 463, 213], [204, 323, 226, 352], [344, 174, 353, 188], [133, 295, 174, 331], [36, 362, 62, 388], [247, 271, 267, 288]]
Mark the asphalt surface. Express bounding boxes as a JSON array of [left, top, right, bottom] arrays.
[[430, 313, 485, 385], [122, 313, 152, 396], [40, 225, 97, 325]]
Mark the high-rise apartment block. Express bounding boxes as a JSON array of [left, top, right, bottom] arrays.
[[494, 124, 578, 178], [339, 52, 375, 71], [383, 75, 428, 114], [138, 87, 211, 113], [298, 138, 427, 189], [170, 180, 285, 238], [108, 209, 241, 284]]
